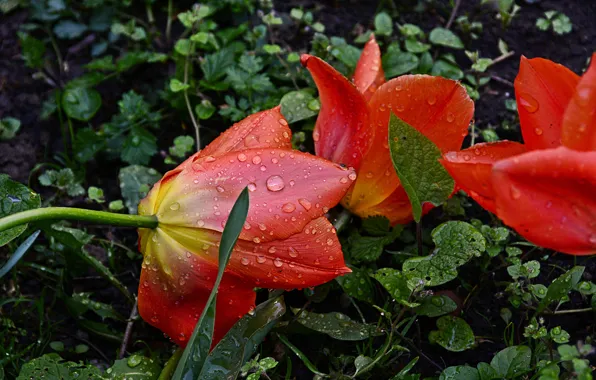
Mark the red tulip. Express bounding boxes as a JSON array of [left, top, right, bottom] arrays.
[[302, 35, 474, 224], [137, 106, 354, 346], [442, 54, 596, 255]]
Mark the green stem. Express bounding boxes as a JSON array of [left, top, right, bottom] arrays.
[[158, 348, 184, 380], [0, 207, 157, 234], [332, 208, 352, 233]]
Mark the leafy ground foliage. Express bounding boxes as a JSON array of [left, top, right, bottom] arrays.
[[0, 0, 595, 379]]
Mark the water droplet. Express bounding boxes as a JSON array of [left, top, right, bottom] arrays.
[[169, 202, 180, 211], [589, 234, 596, 245], [326, 238, 334, 246], [446, 113, 455, 122], [248, 182, 257, 192], [463, 154, 471, 161], [365, 172, 374, 179], [127, 355, 142, 368], [268, 246, 277, 254], [298, 198, 312, 211], [534, 127, 543, 136], [288, 247, 299, 258], [258, 223, 267, 231], [348, 172, 357, 181], [279, 118, 288, 126], [266, 175, 285, 191], [339, 177, 348, 184], [257, 256, 267, 263], [252, 155, 262, 165], [510, 185, 521, 200], [313, 131, 320, 142], [241, 257, 249, 266], [273, 258, 283, 268], [237, 153, 247, 162], [216, 185, 225, 193], [282, 202, 296, 213], [518, 93, 539, 113], [205, 156, 216, 162], [427, 96, 436, 105]]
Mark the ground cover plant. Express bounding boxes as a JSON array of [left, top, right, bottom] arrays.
[[0, 0, 595, 379]]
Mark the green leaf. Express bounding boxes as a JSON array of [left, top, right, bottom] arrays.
[[104, 354, 161, 379], [66, 292, 125, 321], [383, 50, 419, 78], [174, 38, 194, 56], [403, 221, 485, 287], [373, 268, 418, 307], [429, 28, 464, 49], [388, 113, 455, 221], [199, 296, 286, 379], [489, 346, 532, 379], [354, 355, 374, 376], [201, 48, 235, 82], [294, 309, 382, 341], [169, 135, 195, 158], [53, 20, 87, 39], [87, 186, 105, 203], [476, 362, 498, 380], [330, 43, 361, 69], [169, 78, 190, 92], [62, 87, 102, 121], [118, 165, 161, 214], [439, 366, 479, 380], [16, 353, 101, 379], [0, 117, 21, 140], [552, 13, 572, 35], [535, 18, 550, 31], [537, 266, 584, 313], [173, 188, 249, 380], [84, 55, 116, 71], [195, 100, 216, 120], [0, 175, 41, 246], [39, 168, 85, 197], [18, 32, 46, 68], [429, 316, 475, 352], [336, 267, 375, 302], [280, 90, 318, 123], [0, 230, 41, 279], [121, 126, 158, 165], [348, 234, 388, 263], [405, 38, 430, 53], [374, 12, 393, 36], [431, 59, 464, 80], [74, 128, 105, 163], [415, 295, 458, 317], [362, 216, 391, 236], [278, 335, 328, 377]]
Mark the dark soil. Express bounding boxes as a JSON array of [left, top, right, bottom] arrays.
[[1, 0, 595, 378]]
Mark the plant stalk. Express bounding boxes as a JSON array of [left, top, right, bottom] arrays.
[[0, 207, 158, 234]]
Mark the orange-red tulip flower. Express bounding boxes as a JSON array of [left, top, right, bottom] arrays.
[[301, 35, 474, 224], [137, 106, 354, 346], [442, 54, 596, 255]]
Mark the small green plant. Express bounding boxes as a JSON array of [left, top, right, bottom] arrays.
[[536, 11, 573, 35]]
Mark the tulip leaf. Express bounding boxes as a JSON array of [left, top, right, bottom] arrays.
[[403, 221, 485, 287], [118, 165, 162, 214], [280, 90, 319, 123], [104, 354, 161, 379], [429, 316, 475, 352], [0, 230, 40, 279], [173, 187, 250, 380], [388, 113, 455, 222], [439, 366, 479, 380], [293, 309, 383, 341], [415, 295, 458, 317], [198, 295, 286, 379], [536, 266, 584, 314], [0, 175, 41, 247]]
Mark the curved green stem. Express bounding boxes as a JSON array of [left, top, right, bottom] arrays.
[[0, 207, 158, 234]]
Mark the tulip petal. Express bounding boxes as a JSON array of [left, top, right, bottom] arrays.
[[199, 106, 292, 158], [353, 34, 385, 101], [514, 56, 579, 150], [137, 227, 256, 347], [347, 75, 474, 212], [493, 146, 596, 255], [561, 54, 596, 151], [440, 141, 526, 213], [301, 54, 372, 170], [149, 149, 356, 243]]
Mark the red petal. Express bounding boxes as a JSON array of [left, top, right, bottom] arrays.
[[440, 141, 526, 214], [514, 56, 579, 150], [353, 34, 385, 101], [228, 217, 350, 288], [199, 106, 292, 158], [149, 148, 355, 243], [301, 54, 372, 170], [493, 146, 596, 255], [561, 53, 596, 151], [347, 75, 474, 213], [137, 228, 256, 347]]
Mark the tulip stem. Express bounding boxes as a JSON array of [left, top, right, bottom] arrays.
[[332, 208, 352, 233], [0, 207, 158, 234]]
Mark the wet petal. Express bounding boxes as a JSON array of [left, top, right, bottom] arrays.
[[199, 106, 292, 158], [228, 217, 350, 288], [440, 141, 526, 214], [561, 53, 596, 151], [301, 54, 372, 170], [137, 227, 256, 347], [151, 149, 355, 243], [514, 56, 579, 150], [347, 75, 474, 212], [353, 34, 385, 101], [493, 146, 596, 255]]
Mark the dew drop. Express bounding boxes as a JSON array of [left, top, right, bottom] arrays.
[[216, 185, 225, 193], [273, 258, 283, 268], [169, 202, 180, 211], [518, 93, 539, 113], [288, 247, 299, 258], [268, 246, 277, 254], [534, 127, 543, 136], [282, 202, 296, 213], [237, 153, 247, 162], [348, 172, 357, 181], [510, 185, 521, 200], [339, 177, 348, 184], [241, 257, 249, 266], [326, 238, 334, 246], [279, 118, 288, 126], [298, 198, 312, 211], [446, 113, 455, 122], [427, 96, 436, 105], [313, 131, 320, 142], [248, 182, 257, 192], [266, 175, 285, 191], [256, 256, 267, 264], [252, 155, 262, 165], [205, 156, 216, 162]]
